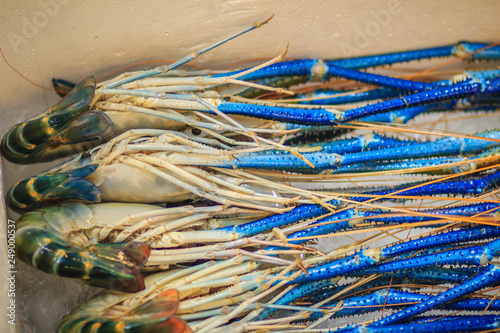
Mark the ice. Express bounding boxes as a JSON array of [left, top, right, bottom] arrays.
[[16, 261, 100, 333]]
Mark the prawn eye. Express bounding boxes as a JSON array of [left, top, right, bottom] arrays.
[[191, 128, 202, 136]]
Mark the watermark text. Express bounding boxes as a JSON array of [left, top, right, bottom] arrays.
[[339, 0, 403, 57], [7, 0, 68, 53], [6, 219, 16, 326]]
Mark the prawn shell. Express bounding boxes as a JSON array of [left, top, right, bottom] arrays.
[[105, 110, 186, 134], [87, 164, 194, 203]]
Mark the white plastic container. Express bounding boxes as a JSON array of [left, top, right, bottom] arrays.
[[1, 1, 499, 332]]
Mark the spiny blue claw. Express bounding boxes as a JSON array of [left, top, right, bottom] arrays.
[[275, 209, 360, 247], [231, 45, 459, 81], [219, 79, 500, 126], [326, 64, 437, 91], [331, 156, 469, 175], [333, 43, 456, 69], [283, 125, 348, 146], [309, 289, 500, 320], [287, 237, 500, 287], [365, 239, 500, 278], [366, 246, 481, 274], [380, 227, 500, 258], [310, 267, 478, 305], [341, 78, 500, 123], [363, 315, 500, 333], [356, 169, 500, 200], [371, 264, 500, 326], [331, 145, 500, 175], [333, 129, 500, 169], [271, 202, 500, 249], [292, 248, 382, 284], [359, 104, 431, 123], [231, 151, 339, 172], [457, 41, 500, 60], [217, 200, 340, 237], [228, 132, 426, 173], [255, 279, 332, 321], [364, 202, 500, 225], [218, 101, 340, 125], [300, 132, 418, 155], [227, 42, 499, 82]]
